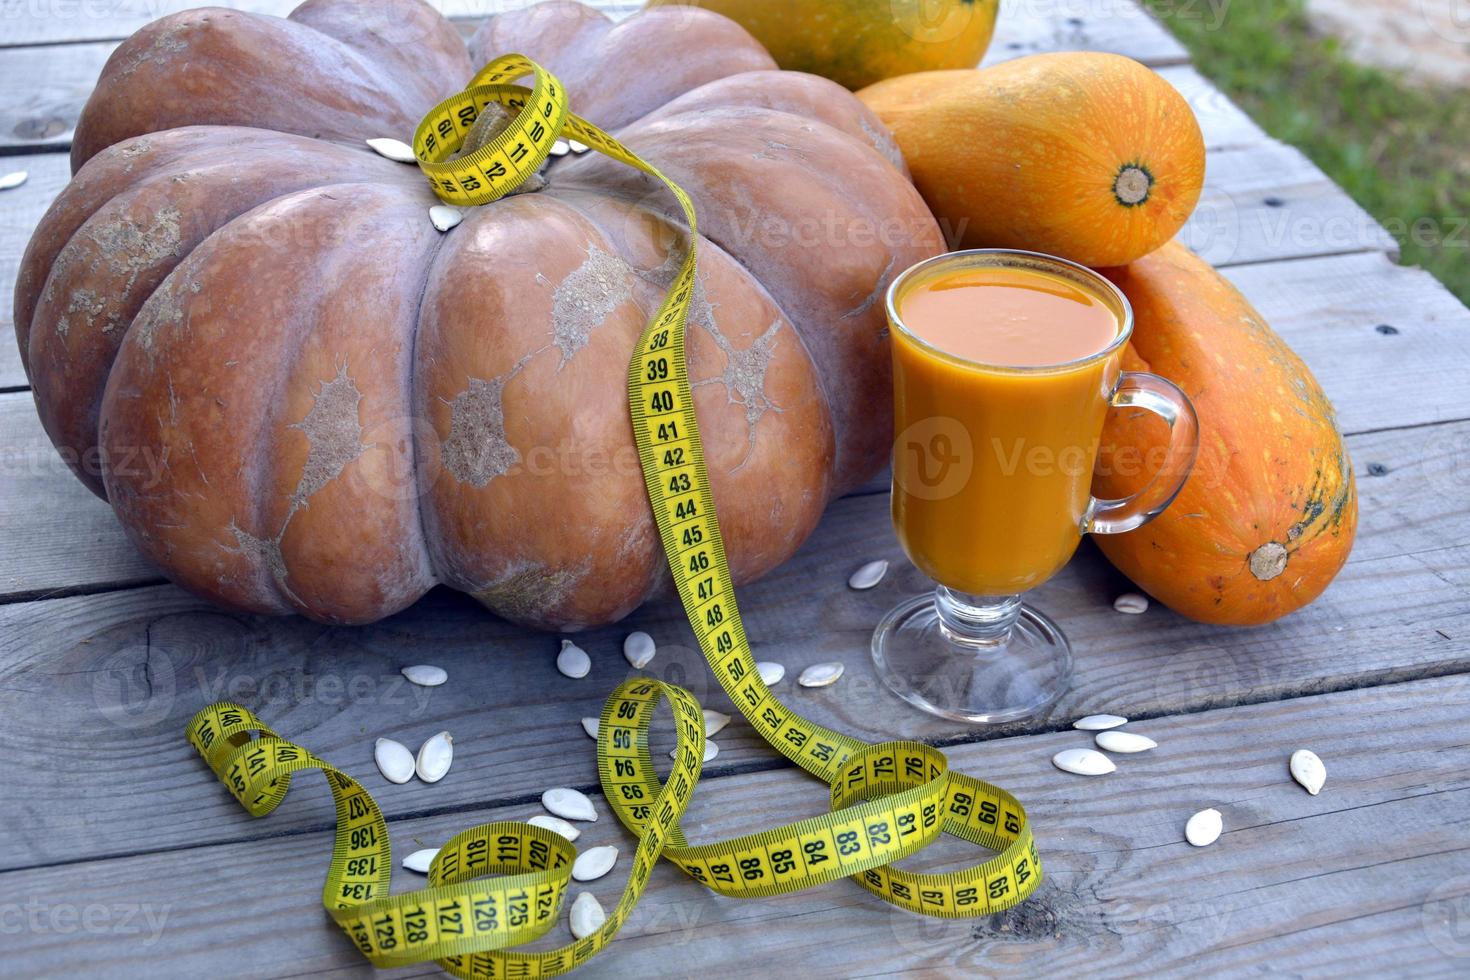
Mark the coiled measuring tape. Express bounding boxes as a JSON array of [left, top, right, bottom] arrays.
[[187, 54, 1041, 978]]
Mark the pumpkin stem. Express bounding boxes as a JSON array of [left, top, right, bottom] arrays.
[[1248, 541, 1289, 581], [1113, 164, 1154, 207], [450, 102, 547, 196]]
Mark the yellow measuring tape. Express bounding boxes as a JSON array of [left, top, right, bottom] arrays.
[[187, 54, 1041, 977]]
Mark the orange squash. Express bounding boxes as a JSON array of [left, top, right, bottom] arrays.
[[859, 53, 1205, 267], [646, 0, 1000, 91], [1094, 241, 1357, 626]]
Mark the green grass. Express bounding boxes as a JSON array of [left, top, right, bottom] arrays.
[[1144, 0, 1470, 305]]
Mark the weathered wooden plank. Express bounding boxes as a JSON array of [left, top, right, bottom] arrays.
[[1186, 139, 1398, 268], [0, 152, 70, 390], [0, 4, 1243, 155], [3, 675, 1466, 976], [1221, 252, 1470, 436], [0, 0, 1186, 64], [0, 392, 162, 600], [0, 40, 114, 154], [1, 411, 1465, 868]]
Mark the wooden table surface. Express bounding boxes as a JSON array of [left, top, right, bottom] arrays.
[[2, 2, 1468, 977]]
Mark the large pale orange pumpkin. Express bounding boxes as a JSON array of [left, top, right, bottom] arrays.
[[15, 0, 943, 629], [859, 53, 1206, 267], [1095, 241, 1358, 626]]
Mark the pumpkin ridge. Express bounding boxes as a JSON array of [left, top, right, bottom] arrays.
[[28, 143, 428, 498]]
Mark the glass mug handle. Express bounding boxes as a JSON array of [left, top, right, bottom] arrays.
[[1086, 372, 1201, 535]]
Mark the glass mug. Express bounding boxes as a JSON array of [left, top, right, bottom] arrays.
[[872, 250, 1200, 724]]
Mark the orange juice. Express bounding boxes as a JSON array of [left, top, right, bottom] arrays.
[[890, 257, 1128, 595]]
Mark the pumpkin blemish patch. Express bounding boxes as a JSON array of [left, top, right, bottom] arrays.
[[442, 372, 521, 487], [288, 365, 367, 509], [552, 244, 634, 365]]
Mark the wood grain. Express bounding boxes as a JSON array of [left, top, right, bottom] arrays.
[[3, 675, 1466, 976], [0, 392, 162, 601], [1, 152, 72, 389], [1, 416, 1465, 869]]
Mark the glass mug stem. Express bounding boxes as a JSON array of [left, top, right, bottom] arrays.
[[934, 588, 1022, 647]]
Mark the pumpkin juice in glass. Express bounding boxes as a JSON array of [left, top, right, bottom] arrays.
[[873, 251, 1200, 723]]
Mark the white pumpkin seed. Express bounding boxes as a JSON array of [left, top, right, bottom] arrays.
[[401, 664, 447, 687], [798, 662, 845, 687], [1114, 593, 1150, 614], [557, 639, 591, 679], [1290, 749, 1326, 796], [415, 731, 454, 783], [848, 559, 889, 590], [0, 171, 28, 191], [429, 205, 464, 232], [670, 740, 719, 763], [1185, 808, 1223, 847], [1095, 731, 1157, 754], [1052, 748, 1116, 776], [543, 787, 598, 822], [402, 848, 438, 873], [365, 137, 416, 162], [1074, 714, 1128, 731], [580, 717, 599, 740], [374, 737, 415, 784], [549, 139, 571, 157], [569, 891, 606, 939], [569, 140, 590, 154], [572, 845, 618, 882], [703, 709, 731, 737], [623, 631, 656, 669], [526, 814, 580, 841], [757, 661, 785, 685]]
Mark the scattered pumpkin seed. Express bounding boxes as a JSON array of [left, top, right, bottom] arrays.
[[670, 740, 719, 763], [429, 205, 464, 232], [703, 709, 731, 737], [415, 731, 454, 783], [543, 787, 598, 822], [1095, 731, 1157, 754], [757, 661, 785, 685], [402, 848, 438, 873], [572, 845, 618, 882], [1290, 749, 1326, 796], [569, 891, 606, 939], [848, 559, 889, 590], [1052, 748, 1116, 776], [1114, 593, 1149, 614], [0, 171, 28, 191], [401, 664, 447, 687], [374, 737, 415, 784], [526, 814, 580, 841], [1185, 808, 1223, 847], [580, 717, 599, 740], [1074, 714, 1128, 731], [623, 631, 656, 669], [557, 639, 591, 679], [569, 140, 590, 154], [549, 139, 571, 157], [365, 137, 416, 162], [798, 662, 845, 687]]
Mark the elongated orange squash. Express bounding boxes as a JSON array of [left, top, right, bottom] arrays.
[[1094, 241, 1357, 626], [859, 53, 1205, 267]]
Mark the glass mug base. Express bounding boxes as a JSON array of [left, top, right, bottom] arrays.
[[871, 590, 1073, 724]]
